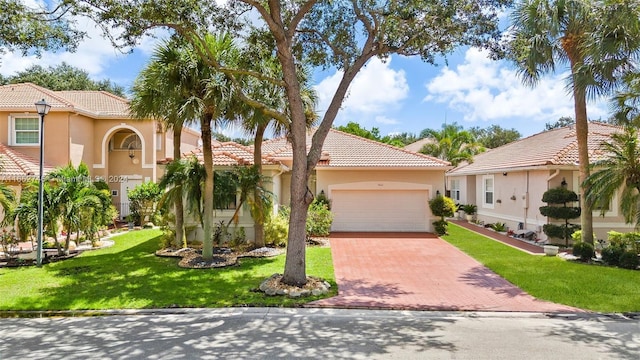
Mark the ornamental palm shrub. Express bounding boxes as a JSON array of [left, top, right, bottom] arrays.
[[540, 187, 581, 246], [429, 195, 456, 236]]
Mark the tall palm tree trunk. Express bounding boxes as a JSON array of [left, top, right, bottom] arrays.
[[574, 86, 594, 244], [172, 122, 185, 248], [201, 114, 214, 260], [253, 124, 266, 248]]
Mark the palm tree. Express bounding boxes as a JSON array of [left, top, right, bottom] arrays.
[[158, 156, 206, 234], [16, 181, 64, 253], [131, 39, 197, 248], [0, 184, 16, 227], [508, 0, 640, 244], [419, 123, 484, 167], [226, 165, 272, 229], [138, 33, 240, 260], [47, 163, 105, 253], [584, 127, 640, 226]]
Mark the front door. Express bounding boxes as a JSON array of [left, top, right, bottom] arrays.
[[120, 177, 143, 219]]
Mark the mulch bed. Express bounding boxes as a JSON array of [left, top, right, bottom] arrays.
[[0, 253, 79, 268], [155, 246, 285, 269]]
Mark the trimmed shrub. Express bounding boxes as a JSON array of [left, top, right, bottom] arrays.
[[432, 220, 448, 236], [306, 200, 333, 237], [619, 251, 639, 270], [429, 195, 457, 218], [572, 242, 595, 262], [601, 246, 625, 266]]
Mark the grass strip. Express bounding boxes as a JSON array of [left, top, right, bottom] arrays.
[[443, 224, 640, 313]]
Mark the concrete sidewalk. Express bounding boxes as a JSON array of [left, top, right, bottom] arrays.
[[310, 233, 581, 312]]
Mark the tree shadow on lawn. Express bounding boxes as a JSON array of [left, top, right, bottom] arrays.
[[458, 266, 526, 298], [14, 235, 329, 310]]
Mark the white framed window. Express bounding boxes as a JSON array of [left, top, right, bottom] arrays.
[[9, 115, 40, 146], [450, 179, 461, 201], [121, 134, 142, 150], [483, 175, 494, 208]]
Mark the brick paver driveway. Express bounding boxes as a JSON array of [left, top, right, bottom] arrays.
[[310, 233, 581, 312]]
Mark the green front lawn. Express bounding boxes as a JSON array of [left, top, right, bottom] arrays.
[[0, 229, 336, 311], [443, 224, 640, 313]]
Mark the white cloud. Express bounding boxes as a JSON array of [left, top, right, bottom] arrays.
[[2, 18, 122, 78], [424, 48, 608, 124], [375, 115, 399, 125], [314, 57, 409, 126]]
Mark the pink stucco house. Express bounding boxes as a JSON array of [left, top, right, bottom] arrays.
[[446, 122, 635, 241]]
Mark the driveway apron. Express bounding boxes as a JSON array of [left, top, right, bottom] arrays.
[[310, 233, 581, 312]]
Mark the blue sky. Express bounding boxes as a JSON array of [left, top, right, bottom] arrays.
[[1, 6, 611, 140]]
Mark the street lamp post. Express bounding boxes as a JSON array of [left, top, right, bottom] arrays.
[[35, 99, 51, 267]]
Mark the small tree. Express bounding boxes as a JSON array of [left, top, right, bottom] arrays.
[[540, 187, 581, 246], [429, 195, 457, 236], [128, 182, 162, 225]]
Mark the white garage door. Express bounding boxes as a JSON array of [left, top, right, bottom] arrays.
[[331, 190, 430, 232]]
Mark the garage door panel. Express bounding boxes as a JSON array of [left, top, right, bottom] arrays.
[[331, 189, 430, 232]]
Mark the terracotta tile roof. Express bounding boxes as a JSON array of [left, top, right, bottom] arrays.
[[404, 138, 433, 153], [0, 143, 54, 182], [261, 128, 451, 168], [0, 83, 129, 118], [57, 91, 130, 117], [449, 122, 623, 175], [184, 141, 280, 166]]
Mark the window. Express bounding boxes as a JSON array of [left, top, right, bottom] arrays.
[[10, 116, 40, 145], [483, 175, 494, 207], [213, 171, 238, 210], [450, 179, 460, 201], [121, 134, 142, 150]]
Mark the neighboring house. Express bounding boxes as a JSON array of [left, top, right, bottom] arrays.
[[447, 122, 634, 241], [0, 83, 201, 220], [184, 128, 451, 239], [404, 137, 432, 153]]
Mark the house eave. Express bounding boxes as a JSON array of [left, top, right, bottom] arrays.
[[316, 165, 452, 171], [447, 164, 579, 176]]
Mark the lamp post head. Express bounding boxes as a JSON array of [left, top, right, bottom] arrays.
[[35, 99, 51, 116]]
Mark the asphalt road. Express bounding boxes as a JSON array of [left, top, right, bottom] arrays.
[[0, 308, 638, 359]]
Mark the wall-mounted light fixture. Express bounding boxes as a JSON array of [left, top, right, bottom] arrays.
[[128, 145, 135, 160]]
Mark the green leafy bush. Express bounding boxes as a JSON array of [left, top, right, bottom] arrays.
[[601, 246, 625, 266], [306, 200, 333, 237], [128, 181, 162, 225], [619, 251, 639, 270], [572, 242, 595, 262], [264, 211, 289, 247]]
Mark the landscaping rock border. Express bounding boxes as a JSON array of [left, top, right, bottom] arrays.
[[259, 273, 331, 298]]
